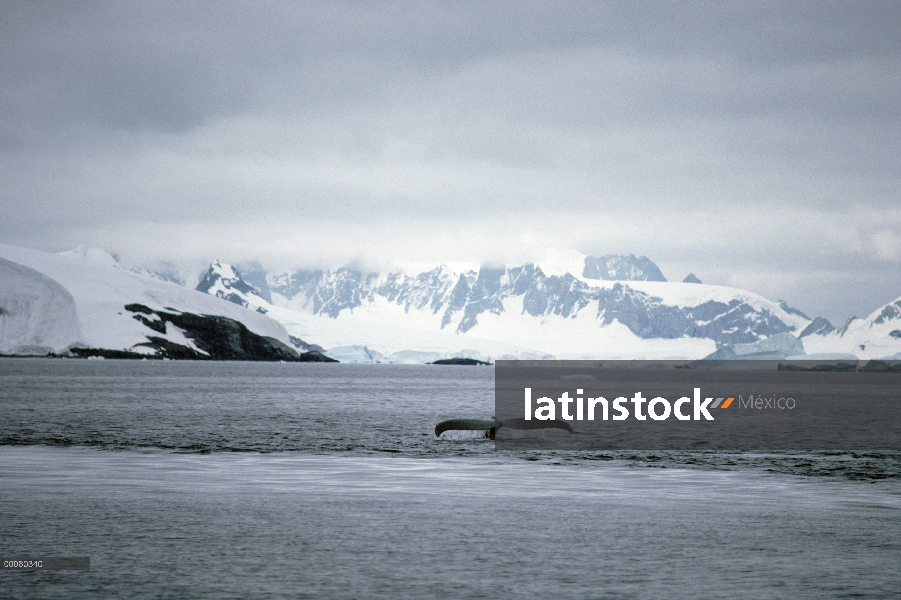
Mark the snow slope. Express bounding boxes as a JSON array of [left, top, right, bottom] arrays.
[[803, 295, 901, 359], [0, 244, 294, 355]]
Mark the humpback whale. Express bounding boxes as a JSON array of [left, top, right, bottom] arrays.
[[434, 418, 574, 439]]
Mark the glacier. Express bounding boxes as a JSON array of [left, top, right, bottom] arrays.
[[0, 243, 303, 359], [193, 254, 843, 362], [0, 258, 80, 355]]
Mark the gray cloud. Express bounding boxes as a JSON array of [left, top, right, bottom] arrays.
[[0, 1, 899, 322]]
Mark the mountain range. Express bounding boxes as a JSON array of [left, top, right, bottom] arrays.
[[3, 243, 900, 363], [188, 252, 901, 363]]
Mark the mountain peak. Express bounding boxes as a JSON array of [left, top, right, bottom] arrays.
[[196, 260, 269, 310], [208, 259, 240, 280], [582, 254, 667, 282], [799, 316, 835, 337]]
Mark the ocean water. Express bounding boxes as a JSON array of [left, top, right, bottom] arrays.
[[1, 359, 899, 598]]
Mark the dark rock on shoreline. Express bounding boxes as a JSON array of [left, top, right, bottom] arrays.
[[430, 357, 491, 365], [289, 335, 326, 353], [299, 351, 338, 362], [123, 304, 302, 361]]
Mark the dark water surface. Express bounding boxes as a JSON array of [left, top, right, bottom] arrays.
[[1, 359, 900, 598]]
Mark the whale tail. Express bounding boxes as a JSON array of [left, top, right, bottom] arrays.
[[435, 418, 498, 438], [434, 417, 574, 439]]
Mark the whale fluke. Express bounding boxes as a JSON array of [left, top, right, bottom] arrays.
[[435, 419, 498, 437], [434, 417, 574, 438]]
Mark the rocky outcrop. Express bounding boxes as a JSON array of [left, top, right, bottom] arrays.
[[683, 273, 702, 284], [430, 357, 491, 365], [299, 350, 338, 362], [123, 304, 300, 361], [799, 316, 835, 338], [778, 300, 811, 320]]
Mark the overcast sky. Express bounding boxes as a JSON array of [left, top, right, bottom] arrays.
[[1, 1, 899, 322]]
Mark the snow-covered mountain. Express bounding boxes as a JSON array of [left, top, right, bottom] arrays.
[[194, 252, 839, 362], [803, 296, 901, 359], [196, 260, 271, 313], [9, 242, 898, 363], [0, 244, 312, 360]]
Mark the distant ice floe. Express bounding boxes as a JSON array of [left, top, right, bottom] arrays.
[[324, 345, 495, 364], [703, 332, 804, 360]]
